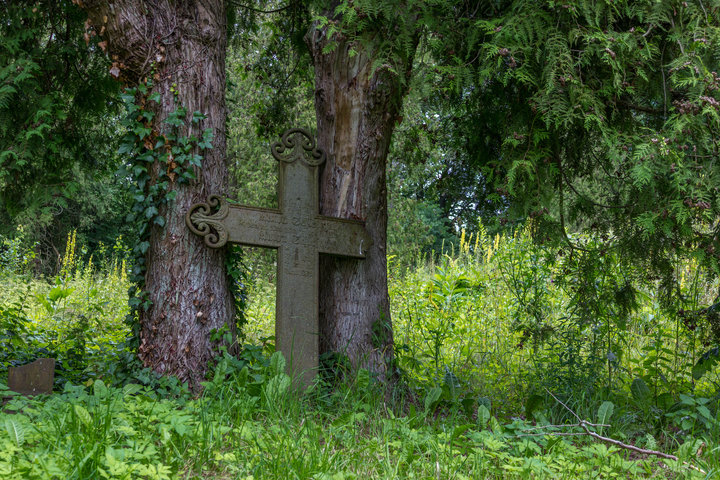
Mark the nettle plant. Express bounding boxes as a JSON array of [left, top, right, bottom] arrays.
[[117, 77, 213, 341]]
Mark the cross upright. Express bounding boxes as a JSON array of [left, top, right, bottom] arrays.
[[186, 128, 371, 386]]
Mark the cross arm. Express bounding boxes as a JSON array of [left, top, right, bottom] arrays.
[[186, 195, 373, 258], [186, 195, 284, 248]]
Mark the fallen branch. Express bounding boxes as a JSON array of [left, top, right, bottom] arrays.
[[518, 389, 707, 475]]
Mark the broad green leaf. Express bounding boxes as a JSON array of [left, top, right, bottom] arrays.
[[630, 378, 652, 406], [597, 401, 614, 425], [47, 286, 73, 302], [679, 394, 696, 406], [696, 405, 712, 420], [443, 369, 461, 401], [269, 351, 286, 375], [93, 379, 107, 397], [74, 404, 92, 427], [122, 383, 142, 396], [477, 404, 491, 428], [4, 419, 24, 446], [424, 387, 442, 413], [692, 346, 719, 380], [264, 373, 291, 401]]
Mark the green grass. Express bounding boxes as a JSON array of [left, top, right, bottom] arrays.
[[1, 363, 713, 479], [2, 226, 720, 478]]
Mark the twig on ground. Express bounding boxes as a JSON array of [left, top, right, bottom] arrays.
[[515, 389, 707, 475]]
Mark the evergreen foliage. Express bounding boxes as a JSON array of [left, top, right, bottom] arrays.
[[0, 0, 126, 271], [424, 0, 720, 305], [225, 10, 315, 209], [322, 0, 720, 339]]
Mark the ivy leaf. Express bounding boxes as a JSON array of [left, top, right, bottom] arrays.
[[119, 92, 136, 104], [118, 142, 134, 155], [198, 128, 214, 149], [144, 206, 158, 219], [133, 125, 151, 138]]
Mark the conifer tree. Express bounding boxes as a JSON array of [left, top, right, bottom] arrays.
[[0, 0, 124, 268], [433, 1, 720, 305]]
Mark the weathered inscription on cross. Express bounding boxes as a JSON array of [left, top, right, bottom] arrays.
[[186, 128, 371, 386]]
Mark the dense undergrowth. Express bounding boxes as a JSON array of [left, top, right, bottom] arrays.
[[1, 227, 720, 478]]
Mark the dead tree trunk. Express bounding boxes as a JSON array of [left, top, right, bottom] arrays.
[[307, 26, 415, 382], [80, 0, 233, 388]]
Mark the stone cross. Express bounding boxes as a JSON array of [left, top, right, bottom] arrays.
[[186, 128, 371, 386]]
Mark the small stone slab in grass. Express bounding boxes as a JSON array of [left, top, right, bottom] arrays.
[[8, 358, 55, 396]]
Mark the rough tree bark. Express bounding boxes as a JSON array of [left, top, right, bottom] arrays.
[[79, 0, 233, 388], [307, 24, 415, 381]]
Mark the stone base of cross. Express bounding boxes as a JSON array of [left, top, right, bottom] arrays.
[[186, 128, 371, 387]]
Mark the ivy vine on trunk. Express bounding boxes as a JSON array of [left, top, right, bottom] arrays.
[[78, 0, 234, 389]]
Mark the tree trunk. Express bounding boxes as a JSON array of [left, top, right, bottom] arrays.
[[80, 0, 233, 388], [307, 27, 414, 382]]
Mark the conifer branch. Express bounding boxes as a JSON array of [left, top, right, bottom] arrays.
[[560, 163, 634, 210], [556, 153, 592, 253], [227, 1, 291, 14], [615, 100, 664, 116]]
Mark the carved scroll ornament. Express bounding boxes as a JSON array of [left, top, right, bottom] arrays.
[[186, 194, 230, 248], [271, 127, 326, 167]]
